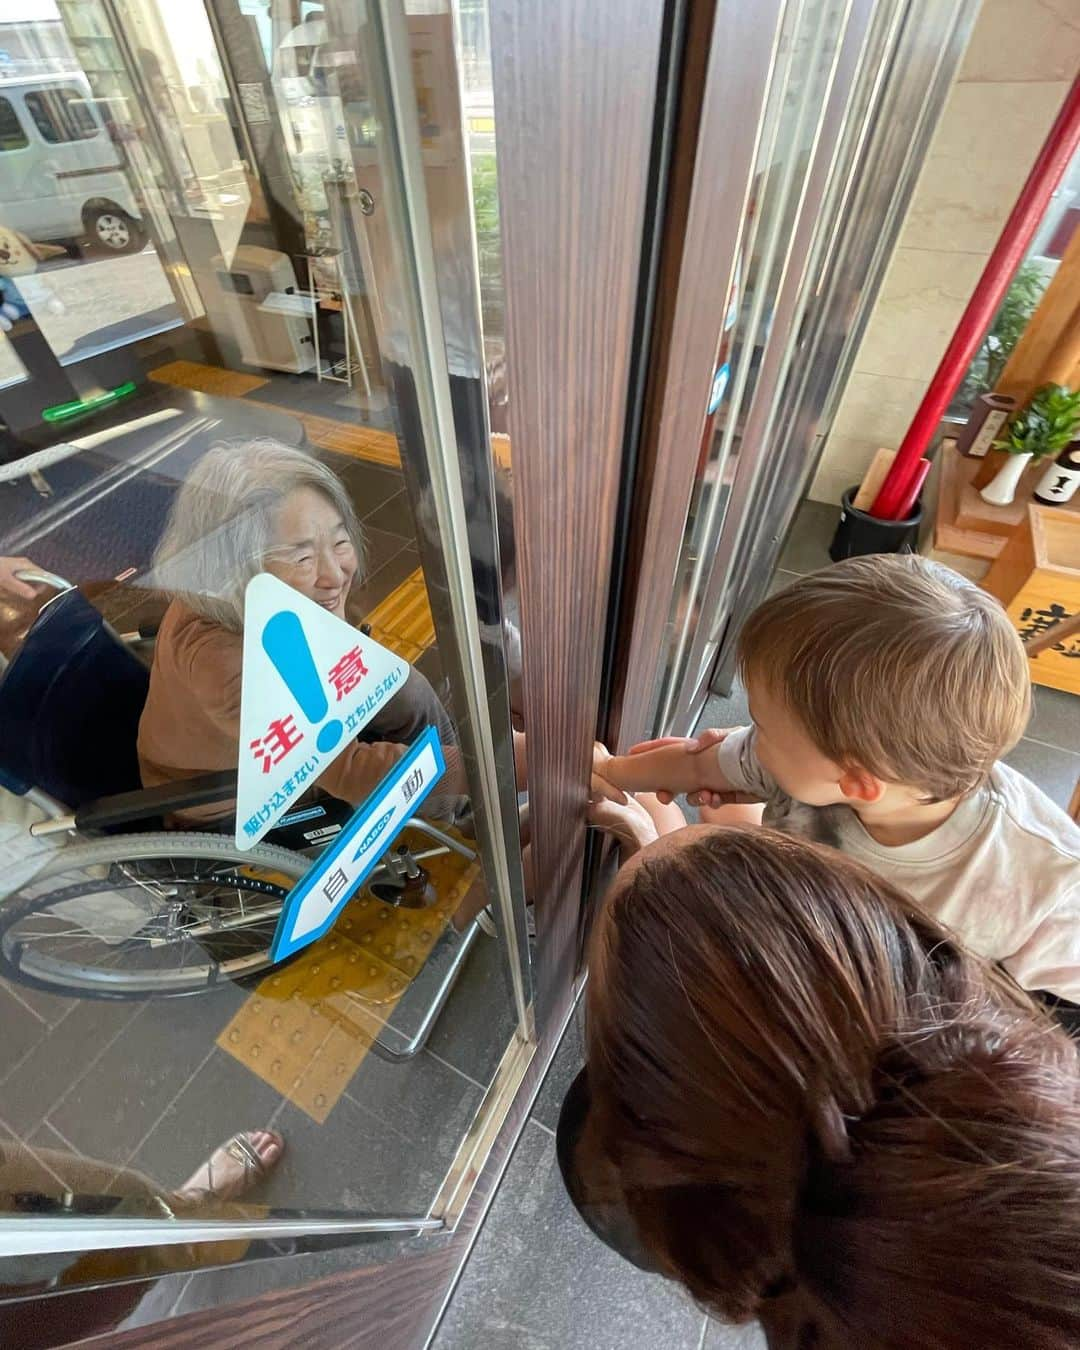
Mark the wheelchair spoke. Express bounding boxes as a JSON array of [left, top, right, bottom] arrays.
[[1, 850, 295, 996]]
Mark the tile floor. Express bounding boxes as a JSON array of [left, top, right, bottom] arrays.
[[433, 497, 1080, 1350], [434, 1014, 767, 1350]]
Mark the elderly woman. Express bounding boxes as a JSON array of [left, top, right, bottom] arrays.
[[138, 438, 459, 824]]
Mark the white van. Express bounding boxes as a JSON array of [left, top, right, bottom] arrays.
[[0, 72, 146, 254]]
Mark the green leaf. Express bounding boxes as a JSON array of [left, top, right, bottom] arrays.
[[998, 383, 1080, 456]]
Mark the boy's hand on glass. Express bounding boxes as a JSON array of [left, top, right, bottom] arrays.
[[591, 741, 629, 805], [586, 792, 659, 855]]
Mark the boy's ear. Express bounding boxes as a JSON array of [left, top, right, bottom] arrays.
[[837, 765, 887, 804]]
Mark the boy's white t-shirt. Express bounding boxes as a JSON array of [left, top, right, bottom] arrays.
[[716, 726, 1080, 1001]]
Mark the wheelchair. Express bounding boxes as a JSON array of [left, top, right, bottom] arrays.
[[0, 573, 481, 1060]]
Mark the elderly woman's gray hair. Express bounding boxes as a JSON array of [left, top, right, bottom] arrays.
[[151, 439, 366, 631]]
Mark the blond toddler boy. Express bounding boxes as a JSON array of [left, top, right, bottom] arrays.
[[594, 556, 1080, 1002]]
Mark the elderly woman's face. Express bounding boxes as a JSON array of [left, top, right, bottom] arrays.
[[264, 486, 358, 618]]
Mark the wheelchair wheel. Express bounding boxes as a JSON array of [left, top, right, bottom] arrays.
[[0, 833, 310, 999]]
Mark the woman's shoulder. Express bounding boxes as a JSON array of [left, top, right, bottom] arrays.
[[159, 601, 242, 679]]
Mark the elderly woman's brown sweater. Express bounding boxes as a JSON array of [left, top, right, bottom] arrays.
[[137, 600, 433, 821]]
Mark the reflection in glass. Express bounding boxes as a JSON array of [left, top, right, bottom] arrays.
[[953, 142, 1080, 416], [653, 0, 848, 732], [0, 0, 526, 1302]]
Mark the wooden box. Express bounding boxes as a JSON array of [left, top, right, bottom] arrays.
[[983, 506, 1080, 696], [934, 444, 1080, 562]]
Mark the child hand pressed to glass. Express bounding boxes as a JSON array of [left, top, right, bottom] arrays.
[[589, 731, 762, 859]]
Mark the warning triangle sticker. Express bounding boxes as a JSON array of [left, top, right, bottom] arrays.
[[235, 573, 410, 849]]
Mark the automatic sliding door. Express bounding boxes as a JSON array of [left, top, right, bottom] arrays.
[[0, 0, 531, 1320]]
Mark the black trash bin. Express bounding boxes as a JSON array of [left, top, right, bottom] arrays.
[[828, 485, 922, 563]]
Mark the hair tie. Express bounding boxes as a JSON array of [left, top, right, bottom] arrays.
[[810, 1095, 854, 1165]]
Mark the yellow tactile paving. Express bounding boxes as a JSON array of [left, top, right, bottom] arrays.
[[148, 362, 401, 468], [149, 359, 269, 397], [364, 568, 436, 664], [286, 408, 402, 469], [217, 829, 480, 1123], [491, 433, 512, 472]]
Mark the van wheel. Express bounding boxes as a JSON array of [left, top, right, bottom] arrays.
[[84, 205, 147, 255]]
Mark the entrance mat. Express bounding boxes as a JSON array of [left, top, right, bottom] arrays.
[[364, 568, 436, 664], [149, 359, 269, 398], [218, 828, 480, 1123]]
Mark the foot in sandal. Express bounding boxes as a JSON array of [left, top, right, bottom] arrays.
[[172, 1129, 284, 1205]]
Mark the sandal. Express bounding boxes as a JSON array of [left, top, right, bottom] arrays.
[[172, 1128, 284, 1205]]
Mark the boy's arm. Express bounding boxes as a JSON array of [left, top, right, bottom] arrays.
[[1001, 882, 1080, 1005], [596, 736, 741, 799]]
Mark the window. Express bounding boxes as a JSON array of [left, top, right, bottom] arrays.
[[24, 87, 99, 144], [0, 99, 28, 152]]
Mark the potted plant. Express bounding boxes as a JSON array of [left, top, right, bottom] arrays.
[[960, 262, 1046, 405], [980, 383, 1080, 506]]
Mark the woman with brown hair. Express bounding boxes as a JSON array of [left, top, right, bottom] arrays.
[[561, 824, 1080, 1349]]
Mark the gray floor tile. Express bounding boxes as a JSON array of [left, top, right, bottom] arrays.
[[126, 1047, 285, 1197], [1003, 737, 1080, 812], [362, 524, 412, 573], [339, 1033, 486, 1145], [531, 1011, 585, 1133], [414, 644, 445, 691], [364, 490, 416, 538], [424, 931, 518, 1089], [48, 986, 247, 1168], [703, 1318, 768, 1349], [1027, 685, 1080, 757], [341, 1042, 486, 1171], [351, 544, 420, 616], [15, 1117, 108, 1197], [696, 680, 751, 734], [262, 1057, 482, 1214], [25, 1117, 83, 1162], [767, 567, 801, 598], [0, 996, 140, 1138], [135, 1031, 483, 1216], [248, 371, 394, 429], [0, 985, 49, 1084], [134, 1034, 469, 1220], [0, 978, 76, 1030], [331, 460, 404, 518], [777, 500, 837, 576], [434, 1122, 704, 1350]]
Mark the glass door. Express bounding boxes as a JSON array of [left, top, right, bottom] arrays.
[[615, 0, 983, 742], [0, 0, 531, 1308]]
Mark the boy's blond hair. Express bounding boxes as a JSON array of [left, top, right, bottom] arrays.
[[738, 555, 1031, 801]]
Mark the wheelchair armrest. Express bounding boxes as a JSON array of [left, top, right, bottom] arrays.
[[74, 770, 238, 831]]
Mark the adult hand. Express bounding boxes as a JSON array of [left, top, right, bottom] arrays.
[[0, 556, 44, 603], [586, 792, 659, 856]]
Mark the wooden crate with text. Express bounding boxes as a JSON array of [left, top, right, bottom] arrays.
[[982, 505, 1080, 697]]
